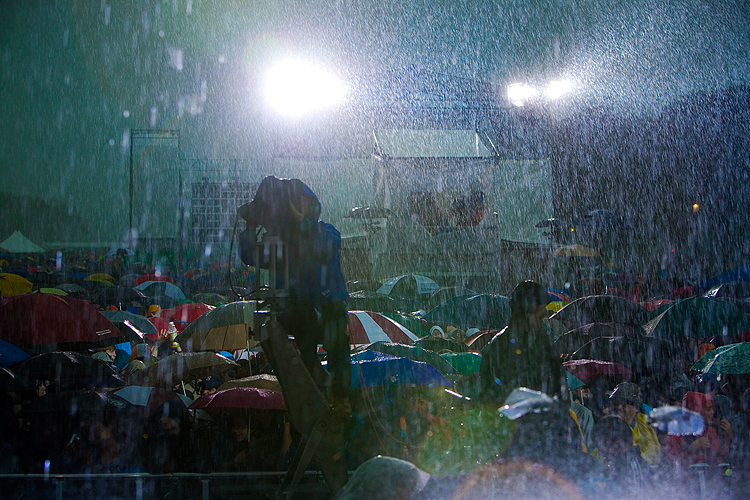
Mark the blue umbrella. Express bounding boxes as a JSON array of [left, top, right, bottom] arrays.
[[136, 280, 187, 301], [0, 339, 29, 367], [349, 351, 452, 388]]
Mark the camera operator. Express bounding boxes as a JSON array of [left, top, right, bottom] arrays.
[[239, 176, 351, 416]]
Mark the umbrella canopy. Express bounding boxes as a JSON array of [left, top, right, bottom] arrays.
[[563, 359, 632, 381], [642, 296, 750, 339], [38, 287, 67, 295], [424, 294, 511, 330], [553, 244, 601, 257], [553, 322, 645, 355], [55, 282, 91, 299], [113, 385, 192, 410], [135, 274, 174, 285], [704, 281, 750, 300], [101, 310, 158, 343], [189, 387, 286, 410], [10, 351, 125, 390], [350, 352, 452, 388], [376, 274, 440, 296], [175, 300, 257, 352], [347, 290, 397, 313], [695, 264, 750, 294], [0, 272, 33, 295], [0, 367, 31, 393], [160, 302, 214, 331], [219, 374, 282, 392], [93, 286, 149, 314], [641, 299, 674, 312], [347, 310, 421, 345], [568, 335, 670, 377], [439, 351, 482, 374], [413, 336, 470, 353], [692, 342, 750, 374], [0, 339, 30, 367], [549, 295, 649, 332], [464, 329, 501, 352], [104, 245, 135, 258], [129, 352, 238, 387], [136, 280, 186, 302], [18, 390, 132, 425], [357, 341, 458, 375], [0, 293, 122, 346], [85, 273, 115, 283]]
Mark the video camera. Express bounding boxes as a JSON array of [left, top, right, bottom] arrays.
[[238, 176, 307, 237]]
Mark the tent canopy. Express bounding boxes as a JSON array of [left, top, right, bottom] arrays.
[[0, 231, 45, 253]]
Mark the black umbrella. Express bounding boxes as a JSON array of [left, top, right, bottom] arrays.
[[424, 294, 511, 330], [348, 290, 397, 313], [10, 351, 126, 391], [569, 335, 671, 377], [549, 295, 648, 332], [554, 322, 645, 355], [93, 286, 149, 315]]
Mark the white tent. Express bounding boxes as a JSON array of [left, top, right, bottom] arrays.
[[0, 231, 45, 253]]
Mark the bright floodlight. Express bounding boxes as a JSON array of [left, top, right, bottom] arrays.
[[507, 83, 535, 107], [265, 61, 346, 116], [546, 80, 572, 100]]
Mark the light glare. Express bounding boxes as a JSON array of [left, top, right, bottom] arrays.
[[265, 61, 346, 116], [507, 83, 534, 107], [546, 80, 572, 100]]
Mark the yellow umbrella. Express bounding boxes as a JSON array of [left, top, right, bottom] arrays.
[[39, 287, 68, 295], [553, 244, 601, 257], [0, 273, 32, 295], [85, 273, 115, 282]]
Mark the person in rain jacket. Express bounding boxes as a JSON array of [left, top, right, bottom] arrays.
[[608, 382, 662, 466], [479, 281, 563, 405], [665, 391, 732, 466], [239, 176, 350, 408]]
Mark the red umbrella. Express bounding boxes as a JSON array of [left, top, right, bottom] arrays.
[[346, 310, 420, 345], [563, 359, 632, 381], [0, 293, 121, 345], [641, 299, 673, 312], [135, 274, 174, 286], [146, 316, 172, 340], [188, 387, 286, 411], [160, 303, 214, 332]]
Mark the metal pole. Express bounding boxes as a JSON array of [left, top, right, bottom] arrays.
[[129, 128, 134, 231]]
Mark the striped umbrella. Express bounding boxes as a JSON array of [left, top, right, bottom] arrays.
[[347, 310, 420, 345]]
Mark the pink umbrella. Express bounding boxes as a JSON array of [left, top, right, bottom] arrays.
[[346, 310, 421, 345], [188, 387, 286, 411]]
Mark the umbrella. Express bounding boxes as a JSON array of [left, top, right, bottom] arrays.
[[188, 387, 286, 411], [0, 293, 122, 346], [113, 385, 192, 410], [129, 352, 239, 387], [93, 285, 150, 314], [175, 300, 258, 352], [549, 295, 649, 332], [0, 338, 30, 367], [465, 329, 501, 352], [55, 283, 91, 299], [160, 302, 214, 331], [695, 264, 750, 294], [38, 287, 67, 295], [18, 390, 132, 423], [357, 341, 458, 375], [692, 342, 750, 374], [0, 272, 33, 295], [348, 290, 397, 313], [424, 294, 511, 330], [192, 292, 229, 305], [382, 312, 431, 337], [10, 351, 125, 390], [349, 352, 452, 388], [85, 273, 115, 283], [347, 310, 421, 345], [101, 310, 158, 343], [135, 274, 174, 285], [104, 245, 135, 258], [0, 367, 31, 393], [553, 244, 600, 257], [413, 336, 470, 353], [641, 299, 673, 312], [704, 281, 750, 300], [439, 351, 482, 374], [563, 359, 632, 381], [376, 274, 440, 296], [568, 335, 669, 377], [642, 296, 750, 339], [219, 374, 282, 392], [136, 280, 186, 302], [553, 322, 645, 354]]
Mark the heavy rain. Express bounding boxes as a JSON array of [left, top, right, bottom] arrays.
[[1, 1, 750, 499]]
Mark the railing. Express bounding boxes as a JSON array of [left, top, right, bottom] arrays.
[[0, 471, 331, 500]]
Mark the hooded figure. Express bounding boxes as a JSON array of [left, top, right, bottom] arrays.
[[479, 281, 562, 405], [665, 391, 731, 466], [238, 176, 350, 403]]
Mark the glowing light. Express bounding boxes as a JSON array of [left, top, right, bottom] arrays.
[[265, 61, 347, 116], [693, 203, 700, 212], [546, 80, 572, 100], [507, 83, 535, 107]]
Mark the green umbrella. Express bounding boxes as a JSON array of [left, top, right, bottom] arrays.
[[382, 312, 431, 337], [642, 297, 750, 339], [175, 300, 258, 351], [692, 342, 750, 374], [439, 352, 482, 375]]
